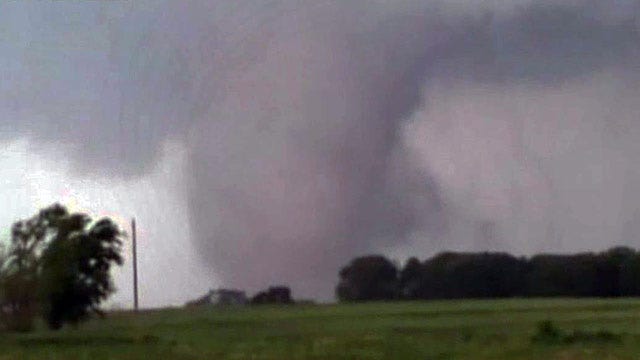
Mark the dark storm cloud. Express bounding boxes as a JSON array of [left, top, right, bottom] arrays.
[[426, 2, 640, 84], [2, 0, 640, 300], [0, 1, 180, 177]]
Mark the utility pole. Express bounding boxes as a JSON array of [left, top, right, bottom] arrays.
[[132, 218, 139, 312]]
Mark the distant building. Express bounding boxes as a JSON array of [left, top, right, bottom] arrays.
[[186, 289, 248, 307]]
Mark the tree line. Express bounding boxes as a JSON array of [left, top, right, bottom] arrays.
[[336, 247, 640, 302]]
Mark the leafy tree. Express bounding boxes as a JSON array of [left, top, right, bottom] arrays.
[[594, 247, 636, 297], [399, 257, 421, 299], [250, 286, 293, 305], [0, 204, 124, 331], [526, 254, 597, 297], [39, 213, 124, 329], [336, 255, 399, 302], [414, 252, 525, 299], [0, 205, 66, 331], [619, 251, 640, 296]]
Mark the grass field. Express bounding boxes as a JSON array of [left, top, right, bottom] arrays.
[[1, 298, 640, 359]]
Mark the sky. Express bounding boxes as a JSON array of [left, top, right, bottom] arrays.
[[1, 0, 640, 307]]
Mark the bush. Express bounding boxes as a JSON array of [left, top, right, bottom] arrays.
[[564, 329, 621, 344], [532, 320, 563, 344], [531, 320, 622, 345]]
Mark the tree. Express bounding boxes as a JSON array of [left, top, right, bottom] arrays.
[[594, 247, 636, 297], [413, 252, 525, 299], [619, 250, 640, 296], [0, 204, 124, 331], [0, 204, 66, 331], [336, 255, 399, 302], [39, 213, 124, 329], [250, 286, 293, 305], [399, 257, 421, 299], [337, 247, 640, 302]]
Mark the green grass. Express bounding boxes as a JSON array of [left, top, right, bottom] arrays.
[[1, 298, 640, 359]]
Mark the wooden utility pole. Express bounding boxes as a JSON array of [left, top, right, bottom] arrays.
[[132, 218, 139, 312]]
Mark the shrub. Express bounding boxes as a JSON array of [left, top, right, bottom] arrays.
[[532, 320, 622, 345], [532, 320, 563, 344]]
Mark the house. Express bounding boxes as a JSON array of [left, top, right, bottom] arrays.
[[186, 289, 248, 307]]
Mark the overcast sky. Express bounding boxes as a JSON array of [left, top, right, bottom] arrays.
[[1, 1, 640, 307]]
